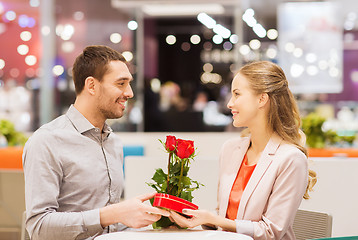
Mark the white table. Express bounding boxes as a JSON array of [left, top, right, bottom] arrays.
[[94, 229, 253, 240]]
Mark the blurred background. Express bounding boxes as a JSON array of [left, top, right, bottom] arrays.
[[0, 0, 357, 138], [1, 1, 358, 239]]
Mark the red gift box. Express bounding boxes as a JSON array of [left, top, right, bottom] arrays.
[[153, 193, 198, 215]]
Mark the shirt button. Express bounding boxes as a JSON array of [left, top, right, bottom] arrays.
[[95, 129, 99, 132]]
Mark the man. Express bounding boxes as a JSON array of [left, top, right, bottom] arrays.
[[23, 45, 168, 240]]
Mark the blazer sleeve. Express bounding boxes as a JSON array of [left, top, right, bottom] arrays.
[[237, 149, 308, 239]]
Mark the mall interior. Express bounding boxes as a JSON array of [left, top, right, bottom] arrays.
[[0, 0, 358, 239]]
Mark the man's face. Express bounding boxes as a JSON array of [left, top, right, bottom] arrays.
[[96, 60, 134, 120]]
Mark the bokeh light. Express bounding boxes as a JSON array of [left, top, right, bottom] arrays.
[[128, 21, 138, 30], [25, 55, 37, 66], [122, 51, 134, 62], [166, 35, 176, 45], [20, 31, 32, 41], [110, 33, 122, 44], [17, 44, 29, 55]]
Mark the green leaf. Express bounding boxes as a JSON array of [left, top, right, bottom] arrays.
[[181, 176, 191, 187], [152, 216, 175, 229], [152, 168, 167, 184], [160, 181, 167, 192], [180, 191, 193, 202], [146, 182, 160, 192], [171, 162, 181, 174]]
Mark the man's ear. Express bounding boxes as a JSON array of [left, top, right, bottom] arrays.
[[258, 93, 269, 108], [84, 76, 96, 95]]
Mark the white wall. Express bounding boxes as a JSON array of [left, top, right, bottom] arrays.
[[299, 157, 358, 237]]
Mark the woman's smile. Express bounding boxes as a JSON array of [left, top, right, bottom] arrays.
[[231, 111, 239, 118]]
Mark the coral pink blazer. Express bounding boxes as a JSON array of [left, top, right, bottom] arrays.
[[217, 134, 308, 240]]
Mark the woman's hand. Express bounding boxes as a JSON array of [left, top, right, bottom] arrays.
[[169, 209, 216, 229]]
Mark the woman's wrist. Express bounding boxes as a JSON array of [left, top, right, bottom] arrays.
[[211, 215, 237, 232]]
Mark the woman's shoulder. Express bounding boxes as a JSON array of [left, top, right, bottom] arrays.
[[279, 142, 306, 156], [275, 142, 308, 168], [222, 135, 249, 150]]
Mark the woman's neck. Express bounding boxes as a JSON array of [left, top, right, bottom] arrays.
[[248, 123, 273, 155]]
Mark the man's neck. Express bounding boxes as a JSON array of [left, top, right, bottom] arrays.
[[73, 98, 105, 131]]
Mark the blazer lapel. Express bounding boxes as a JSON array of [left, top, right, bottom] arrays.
[[219, 137, 251, 217], [237, 134, 283, 219]]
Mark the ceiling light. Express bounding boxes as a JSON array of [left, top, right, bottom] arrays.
[[267, 29, 278, 40], [223, 41, 232, 50], [29, 0, 40, 7], [249, 39, 261, 50], [0, 59, 5, 69], [252, 23, 266, 38], [122, 51, 133, 61], [25, 55, 37, 66], [110, 33, 122, 43], [212, 35, 223, 44], [5, 11, 16, 21], [239, 45, 250, 55], [203, 63, 213, 72], [190, 35, 201, 45], [213, 24, 231, 39], [229, 34, 238, 44], [53, 65, 64, 76], [197, 12, 216, 29], [166, 35, 176, 45], [20, 31, 32, 41], [128, 21, 138, 30], [17, 44, 29, 55], [142, 4, 224, 16]]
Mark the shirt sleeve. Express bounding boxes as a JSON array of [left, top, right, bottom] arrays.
[[23, 131, 104, 240]]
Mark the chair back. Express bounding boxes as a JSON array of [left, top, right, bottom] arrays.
[[293, 209, 332, 240]]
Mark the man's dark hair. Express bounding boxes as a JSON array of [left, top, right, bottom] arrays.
[[72, 45, 127, 94]]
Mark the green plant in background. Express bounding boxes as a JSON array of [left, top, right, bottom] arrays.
[[0, 119, 28, 146], [302, 112, 356, 148], [302, 113, 327, 148]]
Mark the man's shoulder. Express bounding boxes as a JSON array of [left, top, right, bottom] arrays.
[[28, 114, 72, 142]]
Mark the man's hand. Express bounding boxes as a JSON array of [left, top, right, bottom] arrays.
[[100, 192, 169, 228]]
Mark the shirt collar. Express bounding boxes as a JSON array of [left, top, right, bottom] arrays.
[[66, 105, 113, 135]]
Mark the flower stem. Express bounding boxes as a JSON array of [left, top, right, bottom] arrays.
[[178, 159, 184, 196], [167, 152, 172, 193]]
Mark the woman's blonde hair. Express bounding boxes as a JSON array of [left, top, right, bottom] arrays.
[[238, 61, 316, 199]]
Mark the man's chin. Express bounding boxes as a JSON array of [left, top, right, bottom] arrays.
[[106, 112, 124, 120]]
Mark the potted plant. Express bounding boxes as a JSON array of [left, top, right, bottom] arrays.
[[302, 112, 356, 148], [147, 135, 203, 229], [0, 119, 28, 147]]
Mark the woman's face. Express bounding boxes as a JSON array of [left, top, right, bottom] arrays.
[[227, 73, 262, 128]]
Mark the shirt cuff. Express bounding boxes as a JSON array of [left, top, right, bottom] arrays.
[[235, 219, 254, 237], [81, 209, 104, 236]]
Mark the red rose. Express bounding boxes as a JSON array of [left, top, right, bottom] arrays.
[[165, 135, 177, 152], [176, 139, 194, 159]]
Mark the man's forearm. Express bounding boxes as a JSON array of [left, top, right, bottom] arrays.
[[27, 210, 103, 240]]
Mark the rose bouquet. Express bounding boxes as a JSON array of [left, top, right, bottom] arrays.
[[147, 135, 203, 229]]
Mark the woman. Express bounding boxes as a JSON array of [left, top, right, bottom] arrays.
[[170, 61, 316, 240]]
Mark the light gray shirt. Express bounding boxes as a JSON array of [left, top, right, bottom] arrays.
[[23, 105, 125, 240]]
